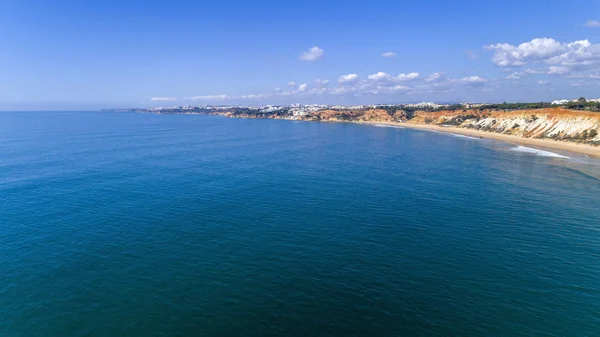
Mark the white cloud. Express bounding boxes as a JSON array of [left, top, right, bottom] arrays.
[[338, 73, 359, 84], [330, 87, 354, 96], [524, 68, 545, 74], [538, 80, 549, 85], [544, 40, 600, 68], [396, 72, 420, 81], [368, 72, 392, 81], [565, 73, 600, 79], [240, 94, 271, 99], [547, 66, 570, 75], [466, 50, 478, 59], [461, 76, 487, 83], [278, 91, 294, 97], [382, 52, 396, 58], [425, 72, 445, 82], [506, 72, 522, 80], [190, 94, 229, 100], [299, 46, 324, 61], [288, 81, 297, 87], [485, 38, 600, 79], [151, 97, 176, 101], [460, 76, 488, 87], [485, 37, 600, 83], [485, 38, 566, 67], [309, 87, 329, 95], [366, 85, 409, 95], [584, 20, 600, 28], [388, 85, 409, 93], [184, 71, 527, 103]]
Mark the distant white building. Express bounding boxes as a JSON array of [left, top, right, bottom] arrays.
[[551, 99, 570, 105], [260, 106, 281, 113], [461, 102, 484, 108], [405, 102, 447, 109]]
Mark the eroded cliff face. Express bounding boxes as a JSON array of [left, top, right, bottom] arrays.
[[407, 108, 600, 144], [302, 109, 395, 122], [219, 107, 600, 145]]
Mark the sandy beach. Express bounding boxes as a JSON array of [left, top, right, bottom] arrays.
[[362, 121, 600, 159]]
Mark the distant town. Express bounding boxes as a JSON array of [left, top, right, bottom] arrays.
[[105, 97, 600, 117], [107, 102, 458, 116], [100, 97, 600, 150]]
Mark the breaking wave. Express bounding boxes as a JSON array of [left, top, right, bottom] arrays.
[[510, 146, 570, 159], [374, 124, 404, 129], [452, 134, 479, 140]]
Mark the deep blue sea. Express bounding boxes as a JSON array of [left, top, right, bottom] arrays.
[[1, 111, 600, 336]]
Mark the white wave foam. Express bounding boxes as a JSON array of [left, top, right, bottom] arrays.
[[452, 134, 479, 140], [510, 146, 570, 159], [374, 124, 404, 129]]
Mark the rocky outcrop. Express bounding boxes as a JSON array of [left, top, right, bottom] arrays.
[[393, 110, 412, 121]]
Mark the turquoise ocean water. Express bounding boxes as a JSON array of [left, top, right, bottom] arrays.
[[1, 111, 600, 336]]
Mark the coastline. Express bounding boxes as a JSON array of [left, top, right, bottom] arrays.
[[359, 120, 600, 159], [153, 112, 600, 159]]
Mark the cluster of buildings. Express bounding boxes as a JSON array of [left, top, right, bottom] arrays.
[[145, 105, 234, 112], [111, 98, 600, 114], [551, 98, 600, 105], [460, 102, 486, 109], [403, 102, 445, 109], [113, 102, 493, 115], [289, 104, 328, 116]]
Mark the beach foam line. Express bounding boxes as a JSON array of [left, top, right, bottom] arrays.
[[510, 146, 570, 159], [452, 134, 479, 140], [374, 124, 404, 129]]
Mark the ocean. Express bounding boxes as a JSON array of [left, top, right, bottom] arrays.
[[1, 111, 599, 336]]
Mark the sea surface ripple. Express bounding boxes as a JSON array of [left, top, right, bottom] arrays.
[[1, 111, 600, 336]]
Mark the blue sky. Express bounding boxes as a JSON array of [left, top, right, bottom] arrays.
[[1, 0, 600, 109]]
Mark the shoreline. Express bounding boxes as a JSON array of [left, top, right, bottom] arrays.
[[156, 113, 600, 159], [359, 120, 600, 159]]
